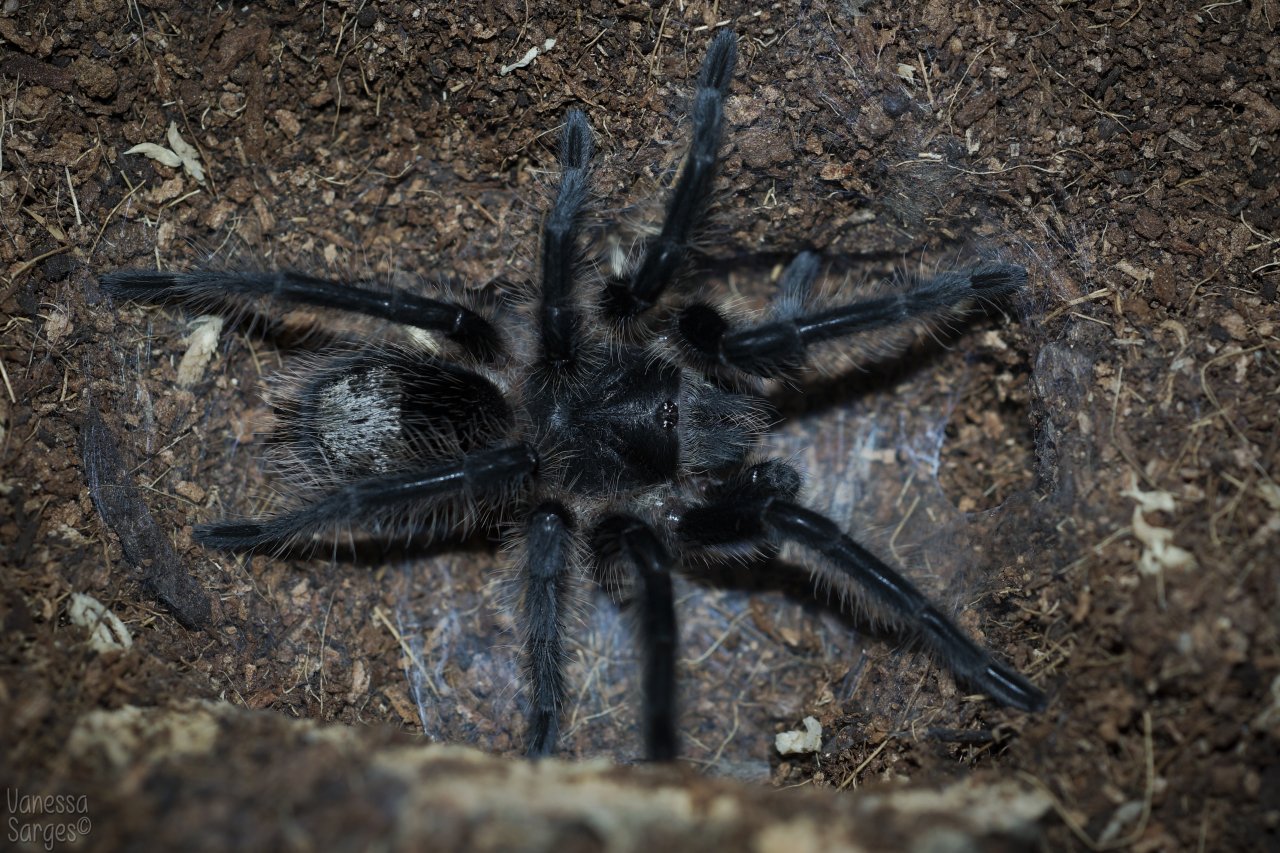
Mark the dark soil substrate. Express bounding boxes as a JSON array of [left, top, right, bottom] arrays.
[[2, 1, 1276, 850]]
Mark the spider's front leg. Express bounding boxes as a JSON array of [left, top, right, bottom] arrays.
[[679, 461, 1047, 714], [538, 110, 594, 371], [678, 253, 1028, 377], [99, 269, 503, 362], [602, 29, 738, 323]]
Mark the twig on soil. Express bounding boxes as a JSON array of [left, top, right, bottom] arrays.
[[89, 179, 146, 257], [1041, 288, 1109, 324], [916, 51, 935, 110], [839, 737, 892, 790], [65, 166, 82, 225], [648, 1, 673, 83], [5, 244, 76, 294], [0, 355, 15, 403], [570, 28, 608, 71], [944, 160, 1064, 177], [681, 608, 749, 666], [941, 45, 993, 129], [705, 700, 742, 768], [1115, 0, 1145, 28], [1199, 343, 1272, 485], [374, 604, 437, 699]]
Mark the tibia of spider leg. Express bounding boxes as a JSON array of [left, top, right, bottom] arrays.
[[677, 258, 1027, 377]]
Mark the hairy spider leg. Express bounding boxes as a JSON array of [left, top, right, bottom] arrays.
[[594, 515, 680, 761], [538, 110, 594, 369], [520, 111, 596, 757], [527, 109, 686, 760], [522, 503, 575, 757], [195, 443, 538, 550], [602, 29, 738, 322], [678, 257, 1028, 377], [99, 269, 503, 362], [679, 461, 1047, 714]]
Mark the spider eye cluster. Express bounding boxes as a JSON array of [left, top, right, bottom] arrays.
[[658, 400, 679, 430]]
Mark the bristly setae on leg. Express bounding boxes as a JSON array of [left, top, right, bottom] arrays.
[[100, 29, 1045, 761]]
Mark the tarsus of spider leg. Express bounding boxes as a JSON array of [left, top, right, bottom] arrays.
[[604, 29, 738, 320], [594, 515, 679, 761], [99, 269, 503, 362], [523, 502, 574, 757], [196, 443, 538, 551], [679, 260, 1026, 377], [538, 110, 594, 369]]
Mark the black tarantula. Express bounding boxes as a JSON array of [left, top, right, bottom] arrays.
[[102, 31, 1046, 760]]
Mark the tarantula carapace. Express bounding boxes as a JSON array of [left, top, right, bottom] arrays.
[[102, 30, 1045, 760]]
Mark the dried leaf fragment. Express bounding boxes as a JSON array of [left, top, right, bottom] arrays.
[[122, 121, 206, 184], [499, 38, 556, 75], [166, 121, 206, 184], [776, 716, 823, 755], [177, 315, 223, 387], [69, 592, 133, 652], [123, 142, 182, 168], [1122, 475, 1196, 576]]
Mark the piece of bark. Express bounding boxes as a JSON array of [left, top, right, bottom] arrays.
[[64, 701, 1049, 852], [80, 407, 212, 629]]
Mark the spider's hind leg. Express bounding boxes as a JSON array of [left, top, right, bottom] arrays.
[[196, 443, 537, 551], [593, 515, 680, 761], [679, 460, 1046, 714], [522, 503, 576, 757], [520, 508, 681, 761]]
